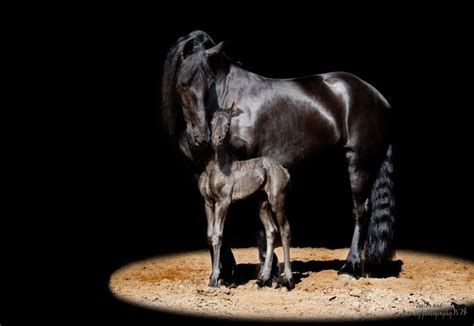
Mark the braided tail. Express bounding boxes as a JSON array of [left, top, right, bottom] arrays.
[[365, 145, 395, 264]]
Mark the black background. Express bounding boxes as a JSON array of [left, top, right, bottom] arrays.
[[4, 5, 473, 326]]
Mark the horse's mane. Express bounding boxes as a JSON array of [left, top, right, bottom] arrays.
[[178, 50, 215, 85], [161, 31, 215, 135]]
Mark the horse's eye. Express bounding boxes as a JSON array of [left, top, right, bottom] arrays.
[[180, 82, 188, 90]]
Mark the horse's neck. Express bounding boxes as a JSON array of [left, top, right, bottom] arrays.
[[215, 62, 256, 107], [214, 64, 260, 158]]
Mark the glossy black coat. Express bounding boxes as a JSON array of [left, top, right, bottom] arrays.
[[162, 31, 395, 281]]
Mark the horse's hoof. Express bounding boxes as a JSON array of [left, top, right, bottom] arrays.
[[218, 278, 233, 287], [220, 269, 236, 285], [338, 261, 364, 279], [283, 277, 295, 291], [278, 276, 295, 290]]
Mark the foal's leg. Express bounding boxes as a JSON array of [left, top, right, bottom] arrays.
[[256, 200, 278, 287], [209, 198, 230, 287], [338, 151, 371, 278], [274, 205, 294, 290], [205, 201, 235, 284], [205, 201, 216, 280], [268, 192, 294, 290], [200, 176, 235, 284], [257, 201, 280, 285]]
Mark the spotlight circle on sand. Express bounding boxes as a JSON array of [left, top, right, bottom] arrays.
[[109, 248, 473, 321]]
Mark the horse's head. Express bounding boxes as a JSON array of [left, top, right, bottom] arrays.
[[176, 42, 224, 146], [161, 31, 224, 148], [210, 102, 237, 149]]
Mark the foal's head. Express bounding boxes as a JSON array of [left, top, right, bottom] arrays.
[[211, 102, 237, 149]]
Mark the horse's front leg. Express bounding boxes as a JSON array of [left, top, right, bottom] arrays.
[[209, 199, 230, 287], [219, 240, 236, 285]]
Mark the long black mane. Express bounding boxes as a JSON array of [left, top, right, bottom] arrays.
[[178, 50, 215, 85], [161, 31, 215, 136]]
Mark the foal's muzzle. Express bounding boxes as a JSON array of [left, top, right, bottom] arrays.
[[211, 135, 225, 148]]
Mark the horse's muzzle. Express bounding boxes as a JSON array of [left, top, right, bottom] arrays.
[[188, 127, 210, 147]]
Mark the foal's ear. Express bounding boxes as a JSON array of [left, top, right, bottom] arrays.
[[230, 101, 237, 117], [205, 41, 224, 56]]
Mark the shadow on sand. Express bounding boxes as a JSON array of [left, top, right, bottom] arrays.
[[232, 259, 403, 287]]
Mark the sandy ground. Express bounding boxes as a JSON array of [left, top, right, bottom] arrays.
[[109, 248, 473, 321]]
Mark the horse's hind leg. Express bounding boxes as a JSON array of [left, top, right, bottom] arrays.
[[338, 150, 371, 278], [256, 200, 278, 287]]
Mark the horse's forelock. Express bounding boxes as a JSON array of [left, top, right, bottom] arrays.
[[178, 49, 214, 84], [161, 31, 215, 135]]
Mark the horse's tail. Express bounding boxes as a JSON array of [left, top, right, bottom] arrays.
[[365, 144, 395, 265]]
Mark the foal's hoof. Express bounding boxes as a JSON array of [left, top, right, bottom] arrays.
[[280, 276, 295, 291], [338, 261, 364, 279], [256, 277, 272, 288], [208, 281, 218, 288], [271, 275, 280, 288], [208, 276, 220, 288]]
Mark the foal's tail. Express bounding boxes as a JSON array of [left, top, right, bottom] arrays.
[[365, 144, 395, 264]]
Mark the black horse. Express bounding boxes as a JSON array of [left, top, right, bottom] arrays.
[[161, 30, 395, 283]]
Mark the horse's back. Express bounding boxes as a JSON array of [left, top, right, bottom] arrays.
[[225, 66, 391, 166], [318, 72, 392, 153], [318, 71, 391, 114], [228, 74, 343, 166]]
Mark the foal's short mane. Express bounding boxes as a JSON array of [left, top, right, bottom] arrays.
[[212, 109, 230, 119], [161, 30, 215, 135]]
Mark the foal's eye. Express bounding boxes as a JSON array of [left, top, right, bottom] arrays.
[[180, 82, 188, 90]]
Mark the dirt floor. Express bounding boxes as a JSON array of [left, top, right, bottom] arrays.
[[109, 248, 474, 321]]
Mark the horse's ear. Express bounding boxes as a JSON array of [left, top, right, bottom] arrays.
[[205, 41, 224, 57]]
